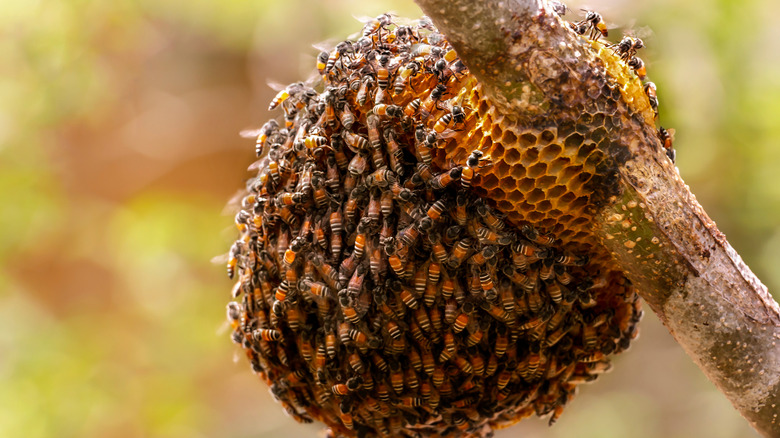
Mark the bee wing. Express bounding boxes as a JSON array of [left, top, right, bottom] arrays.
[[211, 252, 230, 264], [312, 39, 339, 53], [666, 128, 676, 140], [622, 23, 655, 39], [266, 80, 288, 92], [240, 128, 263, 139], [352, 14, 375, 24]]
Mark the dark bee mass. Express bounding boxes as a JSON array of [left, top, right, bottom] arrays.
[[227, 11, 646, 438]]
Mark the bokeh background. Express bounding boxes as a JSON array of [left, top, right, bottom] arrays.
[[1, 0, 777, 437]]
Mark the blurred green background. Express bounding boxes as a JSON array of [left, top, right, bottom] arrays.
[[1, 0, 775, 437]]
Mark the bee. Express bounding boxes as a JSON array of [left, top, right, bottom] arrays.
[[282, 236, 306, 266], [361, 12, 393, 38], [268, 83, 296, 111], [419, 83, 448, 119], [644, 81, 658, 116], [373, 103, 404, 119], [452, 302, 474, 333], [404, 98, 422, 117], [316, 51, 329, 75], [430, 234, 449, 265], [414, 124, 433, 165], [343, 131, 370, 152], [609, 36, 644, 61], [461, 149, 491, 188], [356, 74, 375, 107], [555, 251, 588, 266], [628, 56, 647, 80], [372, 51, 391, 90], [522, 224, 555, 245], [338, 103, 356, 129], [659, 126, 676, 162], [400, 287, 419, 309], [582, 323, 599, 350], [438, 330, 457, 362], [326, 41, 354, 74], [447, 237, 472, 269], [254, 328, 282, 342], [412, 43, 444, 58], [573, 10, 608, 40], [393, 60, 421, 95]]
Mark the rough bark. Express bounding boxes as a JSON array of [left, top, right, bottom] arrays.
[[414, 0, 780, 436]]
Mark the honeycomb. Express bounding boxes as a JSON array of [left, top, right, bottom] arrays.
[[224, 10, 668, 438]]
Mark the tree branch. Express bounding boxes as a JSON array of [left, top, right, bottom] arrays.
[[415, 0, 780, 436]]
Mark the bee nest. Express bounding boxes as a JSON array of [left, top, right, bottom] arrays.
[[226, 11, 650, 438]]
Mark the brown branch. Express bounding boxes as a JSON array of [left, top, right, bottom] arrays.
[[415, 0, 780, 436]]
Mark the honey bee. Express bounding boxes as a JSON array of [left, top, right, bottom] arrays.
[[572, 10, 608, 40], [356, 75, 375, 107], [316, 51, 329, 76], [394, 60, 421, 95], [644, 81, 658, 116], [659, 126, 676, 162], [609, 36, 644, 61], [447, 237, 472, 269], [628, 56, 647, 80], [326, 41, 354, 75], [414, 124, 433, 165], [419, 83, 447, 119], [254, 328, 282, 342], [361, 13, 393, 38], [461, 149, 491, 189]]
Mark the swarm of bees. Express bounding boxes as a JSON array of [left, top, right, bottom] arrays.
[[226, 9, 649, 438]]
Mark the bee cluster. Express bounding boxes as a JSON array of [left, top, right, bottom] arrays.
[[227, 11, 643, 438]]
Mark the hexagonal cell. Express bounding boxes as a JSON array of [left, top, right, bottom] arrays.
[[563, 133, 585, 155], [500, 175, 519, 192], [506, 189, 523, 203], [570, 196, 590, 212], [577, 142, 596, 159], [527, 162, 547, 178], [480, 173, 499, 190], [558, 214, 574, 224], [547, 156, 570, 176], [539, 217, 558, 229], [535, 200, 553, 212], [477, 99, 490, 117], [504, 148, 521, 165], [518, 132, 537, 149], [491, 124, 503, 142], [497, 200, 514, 211], [539, 144, 562, 162], [547, 185, 567, 200], [559, 164, 583, 185], [493, 161, 510, 178], [518, 177, 535, 193], [540, 129, 556, 144], [491, 189, 507, 201], [547, 209, 562, 219], [501, 129, 518, 146], [491, 142, 505, 160], [590, 126, 607, 143], [518, 201, 535, 213], [536, 175, 557, 190], [510, 165, 526, 179], [557, 192, 577, 207], [520, 148, 539, 167], [527, 210, 544, 222], [526, 188, 545, 204]]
